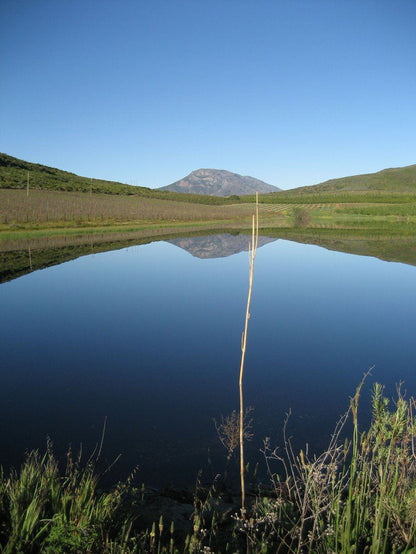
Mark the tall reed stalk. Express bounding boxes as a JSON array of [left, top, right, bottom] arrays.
[[239, 192, 259, 516]]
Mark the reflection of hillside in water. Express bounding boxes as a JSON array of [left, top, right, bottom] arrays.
[[3, 230, 416, 285], [0, 232, 277, 284], [168, 234, 277, 259]]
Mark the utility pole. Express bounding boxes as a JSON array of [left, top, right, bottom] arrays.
[[26, 172, 30, 197]]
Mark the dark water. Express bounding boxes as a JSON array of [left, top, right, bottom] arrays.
[[1, 236, 416, 486]]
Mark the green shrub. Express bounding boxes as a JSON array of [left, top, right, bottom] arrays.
[[293, 206, 311, 227]]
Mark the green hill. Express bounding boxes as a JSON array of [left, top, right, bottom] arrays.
[[0, 153, 238, 205], [290, 163, 416, 193], [0, 152, 149, 195]]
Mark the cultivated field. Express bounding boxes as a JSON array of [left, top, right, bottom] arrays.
[[0, 189, 252, 227]]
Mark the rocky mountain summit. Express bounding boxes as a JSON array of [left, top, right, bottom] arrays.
[[159, 168, 280, 196]]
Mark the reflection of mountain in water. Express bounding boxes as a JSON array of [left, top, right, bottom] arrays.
[[168, 234, 277, 259], [1, 232, 277, 284], [4, 230, 416, 286]]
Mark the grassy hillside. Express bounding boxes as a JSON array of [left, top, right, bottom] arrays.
[[0, 153, 241, 205], [288, 163, 416, 193]]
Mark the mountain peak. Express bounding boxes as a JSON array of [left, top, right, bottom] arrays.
[[158, 168, 280, 196]]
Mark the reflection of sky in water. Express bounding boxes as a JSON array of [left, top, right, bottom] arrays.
[[1, 239, 416, 486]]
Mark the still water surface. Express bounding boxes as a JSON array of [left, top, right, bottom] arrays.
[[1, 236, 416, 486]]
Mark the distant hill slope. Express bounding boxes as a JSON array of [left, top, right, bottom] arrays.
[[0, 154, 240, 205], [159, 168, 280, 196], [0, 152, 151, 195], [290, 164, 416, 194]]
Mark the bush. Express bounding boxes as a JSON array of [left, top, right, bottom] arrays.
[[293, 207, 311, 227]]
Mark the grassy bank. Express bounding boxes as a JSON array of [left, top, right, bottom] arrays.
[[1, 383, 415, 552]]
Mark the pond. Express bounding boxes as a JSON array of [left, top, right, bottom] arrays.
[[1, 234, 416, 487]]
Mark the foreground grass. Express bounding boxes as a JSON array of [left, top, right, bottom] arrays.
[[2, 383, 416, 552]]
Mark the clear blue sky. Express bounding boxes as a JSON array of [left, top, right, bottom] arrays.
[[1, 1, 415, 190]]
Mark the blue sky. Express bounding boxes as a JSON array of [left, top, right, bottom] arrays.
[[1, 1, 415, 190]]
